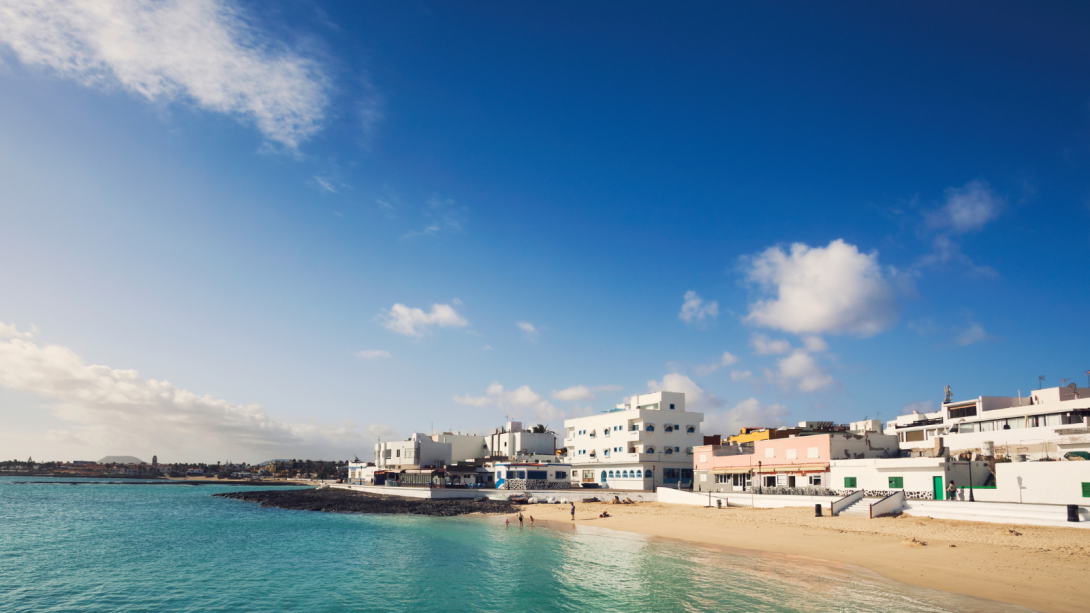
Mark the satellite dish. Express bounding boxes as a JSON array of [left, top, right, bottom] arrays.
[[1068, 382, 1078, 390]]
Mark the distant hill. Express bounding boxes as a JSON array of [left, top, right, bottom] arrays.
[[98, 455, 146, 465]]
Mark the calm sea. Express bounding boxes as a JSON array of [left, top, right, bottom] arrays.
[[0, 477, 1031, 613]]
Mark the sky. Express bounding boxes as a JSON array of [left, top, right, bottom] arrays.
[[1, 1, 1089, 463]]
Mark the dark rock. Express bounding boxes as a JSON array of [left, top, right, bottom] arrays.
[[213, 488, 518, 517]]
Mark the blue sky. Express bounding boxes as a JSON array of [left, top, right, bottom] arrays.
[[1, 1, 1089, 463]]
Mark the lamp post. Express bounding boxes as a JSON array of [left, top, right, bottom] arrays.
[[757, 460, 762, 494]]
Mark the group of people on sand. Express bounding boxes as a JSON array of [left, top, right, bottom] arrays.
[[506, 501, 613, 527]]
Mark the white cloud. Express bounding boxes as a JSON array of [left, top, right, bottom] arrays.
[[750, 333, 791, 356], [550, 384, 623, 402], [900, 400, 937, 416], [355, 350, 390, 359], [379, 303, 468, 338], [0, 0, 330, 148], [801, 336, 828, 353], [678, 290, 719, 325], [0, 322, 384, 461], [703, 398, 790, 437], [0, 322, 37, 339], [551, 385, 593, 401], [954, 322, 989, 346], [645, 373, 723, 411], [730, 370, 753, 382], [516, 321, 538, 341], [694, 351, 740, 376], [927, 180, 1003, 234], [743, 239, 898, 337], [768, 350, 834, 392], [453, 381, 562, 422]]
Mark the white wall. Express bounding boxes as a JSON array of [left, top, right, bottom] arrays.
[[830, 458, 990, 496], [967, 461, 1090, 505]]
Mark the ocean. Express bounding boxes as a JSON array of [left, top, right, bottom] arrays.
[[0, 477, 1031, 612]]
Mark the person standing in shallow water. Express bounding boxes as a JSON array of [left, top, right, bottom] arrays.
[[518, 512, 523, 526]]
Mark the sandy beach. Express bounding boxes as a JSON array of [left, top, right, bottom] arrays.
[[511, 500, 1090, 613]]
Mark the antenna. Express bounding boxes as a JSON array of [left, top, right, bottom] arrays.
[[1061, 378, 1071, 387], [1038, 375, 1045, 390], [943, 385, 952, 403]]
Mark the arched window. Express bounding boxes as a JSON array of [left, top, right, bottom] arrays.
[[665, 448, 673, 454], [635, 469, 642, 477], [645, 469, 653, 479], [608, 470, 614, 478], [686, 426, 695, 433], [645, 425, 655, 432], [646, 446, 655, 453], [622, 470, 628, 478], [664, 425, 674, 432], [600, 470, 607, 483]]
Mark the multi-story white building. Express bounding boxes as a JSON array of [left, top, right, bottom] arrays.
[[486, 421, 557, 457], [885, 384, 1090, 460], [374, 432, 488, 470], [563, 391, 703, 490]]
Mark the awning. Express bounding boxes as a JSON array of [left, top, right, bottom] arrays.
[[710, 467, 753, 475]]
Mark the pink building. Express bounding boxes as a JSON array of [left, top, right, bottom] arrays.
[[693, 432, 899, 493]]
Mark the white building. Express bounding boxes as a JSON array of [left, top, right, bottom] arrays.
[[563, 391, 703, 490], [885, 384, 1090, 460], [492, 462, 572, 490], [374, 432, 488, 470], [486, 421, 557, 457], [829, 457, 991, 500]]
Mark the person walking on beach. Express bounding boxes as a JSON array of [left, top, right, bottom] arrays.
[[946, 480, 957, 501], [570, 502, 575, 521], [530, 515, 534, 526]]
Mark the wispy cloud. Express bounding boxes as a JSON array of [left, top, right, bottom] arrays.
[[355, 349, 391, 359], [550, 384, 623, 402], [378, 302, 468, 338], [749, 333, 791, 356], [645, 373, 723, 411], [401, 196, 467, 240], [694, 351, 740, 376], [678, 290, 718, 325], [0, 0, 333, 148], [516, 321, 538, 342]]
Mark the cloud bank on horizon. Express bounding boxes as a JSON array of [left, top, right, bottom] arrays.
[[0, 322, 389, 462]]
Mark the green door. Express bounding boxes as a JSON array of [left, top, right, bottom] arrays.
[[933, 476, 943, 500]]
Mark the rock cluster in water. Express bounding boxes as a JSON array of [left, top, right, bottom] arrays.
[[214, 488, 518, 517]]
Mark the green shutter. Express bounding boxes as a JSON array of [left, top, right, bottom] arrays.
[[889, 477, 903, 489], [1082, 482, 1090, 498], [845, 477, 857, 488]]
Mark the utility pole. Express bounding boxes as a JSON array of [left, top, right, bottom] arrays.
[[1039, 375, 1045, 390]]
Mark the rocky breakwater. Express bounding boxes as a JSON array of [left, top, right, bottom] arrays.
[[214, 488, 518, 517]]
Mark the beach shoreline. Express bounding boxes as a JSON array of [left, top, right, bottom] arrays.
[[500, 500, 1089, 613]]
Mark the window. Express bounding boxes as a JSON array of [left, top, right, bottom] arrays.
[[786, 449, 797, 460], [889, 477, 903, 489], [646, 446, 655, 453], [699, 454, 707, 463], [665, 448, 673, 454], [664, 425, 674, 432], [809, 474, 822, 486], [608, 470, 614, 478], [630, 424, 639, 431], [528, 471, 547, 480], [601, 471, 607, 482], [844, 477, 857, 488], [686, 426, 695, 433], [675, 446, 681, 452], [664, 469, 679, 479], [621, 470, 628, 478], [700, 474, 707, 482], [763, 475, 776, 487], [807, 447, 819, 459], [1083, 483, 1090, 498], [764, 448, 774, 458], [555, 471, 567, 479], [635, 470, 642, 477], [396, 449, 401, 457], [670, 403, 676, 410], [517, 471, 526, 479], [645, 425, 655, 432], [604, 429, 610, 437]]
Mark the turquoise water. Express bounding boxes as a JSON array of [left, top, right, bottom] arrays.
[[1, 478, 1030, 613]]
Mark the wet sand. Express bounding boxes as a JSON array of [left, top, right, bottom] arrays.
[[511, 500, 1090, 613]]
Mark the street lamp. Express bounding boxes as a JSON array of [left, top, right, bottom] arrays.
[[757, 460, 762, 494]]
